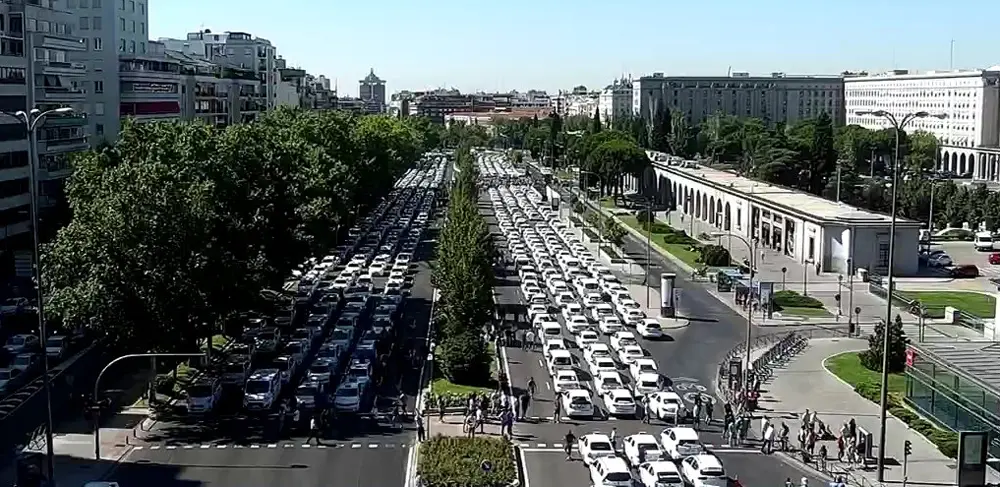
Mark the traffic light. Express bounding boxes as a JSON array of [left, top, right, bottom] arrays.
[[904, 440, 912, 456]]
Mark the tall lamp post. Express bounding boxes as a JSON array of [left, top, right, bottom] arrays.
[[854, 109, 947, 482], [711, 231, 756, 400], [3, 106, 74, 483]]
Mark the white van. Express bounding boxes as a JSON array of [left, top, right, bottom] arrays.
[[538, 321, 562, 339], [546, 349, 573, 376], [974, 231, 996, 251]]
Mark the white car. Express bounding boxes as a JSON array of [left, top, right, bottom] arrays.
[[588, 356, 618, 377], [593, 370, 625, 395], [633, 372, 663, 396], [584, 343, 613, 363], [577, 433, 616, 465], [622, 433, 665, 465], [598, 316, 626, 334], [617, 345, 645, 365], [637, 319, 663, 338], [679, 454, 728, 487], [637, 461, 684, 487], [527, 304, 549, 320], [566, 315, 591, 333], [617, 299, 642, 314], [583, 292, 604, 308], [629, 359, 658, 382], [603, 388, 637, 417], [368, 261, 387, 277], [660, 427, 706, 461], [648, 391, 687, 421], [590, 303, 616, 321], [575, 329, 600, 349], [533, 313, 559, 329], [611, 331, 639, 352], [623, 309, 647, 327], [543, 338, 569, 358], [556, 292, 576, 308], [553, 369, 583, 393], [562, 388, 595, 418], [562, 302, 584, 320]]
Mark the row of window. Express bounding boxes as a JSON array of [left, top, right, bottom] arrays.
[[0, 14, 25, 38], [67, 0, 146, 15], [25, 18, 73, 36], [78, 16, 145, 36], [118, 39, 145, 54]]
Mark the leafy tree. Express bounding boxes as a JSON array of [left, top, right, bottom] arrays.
[[591, 107, 602, 134], [667, 110, 692, 157], [602, 218, 627, 246], [697, 245, 731, 267], [586, 138, 649, 196], [650, 102, 671, 153], [860, 314, 909, 373], [906, 130, 939, 174], [435, 330, 490, 385]]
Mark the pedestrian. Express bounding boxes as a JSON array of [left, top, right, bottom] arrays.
[[817, 444, 828, 472], [704, 398, 713, 424], [760, 251, 766, 264], [692, 402, 701, 430], [417, 417, 426, 442], [761, 422, 774, 454], [564, 430, 576, 461], [725, 419, 737, 447], [609, 427, 617, 450], [501, 409, 514, 439], [815, 262, 821, 275], [476, 406, 485, 434], [784, 478, 794, 487], [308, 415, 321, 445], [520, 393, 530, 421], [527, 377, 536, 398], [554, 396, 562, 423], [398, 392, 407, 415]]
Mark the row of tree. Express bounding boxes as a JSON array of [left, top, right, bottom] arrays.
[[42, 108, 434, 352], [432, 148, 495, 385]]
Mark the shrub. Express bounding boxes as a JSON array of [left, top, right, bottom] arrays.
[[697, 245, 731, 267], [863, 315, 909, 373], [603, 219, 626, 245], [418, 436, 517, 487], [853, 380, 959, 458], [437, 331, 491, 386], [636, 209, 654, 224], [573, 201, 585, 214], [772, 290, 824, 310]]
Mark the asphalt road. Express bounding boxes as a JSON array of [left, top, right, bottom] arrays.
[[109, 172, 444, 487], [491, 183, 825, 487]]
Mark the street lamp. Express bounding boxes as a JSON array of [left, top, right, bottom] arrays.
[[854, 109, 947, 482], [710, 231, 756, 403], [579, 169, 605, 245], [2, 106, 74, 483]]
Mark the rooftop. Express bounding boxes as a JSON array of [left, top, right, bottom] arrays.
[[649, 151, 919, 226], [915, 341, 1000, 393], [361, 68, 384, 85], [448, 109, 552, 120]]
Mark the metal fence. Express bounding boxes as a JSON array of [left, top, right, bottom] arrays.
[[868, 273, 984, 332]]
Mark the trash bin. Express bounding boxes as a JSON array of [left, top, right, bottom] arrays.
[[858, 268, 869, 282]]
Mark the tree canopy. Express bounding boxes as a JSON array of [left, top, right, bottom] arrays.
[[43, 108, 434, 352]]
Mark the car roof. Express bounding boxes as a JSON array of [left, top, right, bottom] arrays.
[[689, 454, 723, 469], [583, 433, 611, 441], [566, 388, 590, 398], [249, 368, 278, 379], [549, 349, 572, 358], [596, 456, 630, 470], [598, 370, 622, 379], [666, 427, 700, 440], [644, 460, 680, 473], [606, 388, 632, 397], [627, 433, 658, 444], [656, 391, 682, 400]]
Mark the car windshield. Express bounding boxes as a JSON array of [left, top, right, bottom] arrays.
[[348, 367, 368, 378], [637, 443, 658, 452], [45, 338, 63, 347], [245, 380, 270, 394], [297, 386, 319, 396], [0, 370, 13, 379], [620, 338, 638, 346], [309, 365, 330, 374], [336, 387, 359, 398], [640, 380, 658, 389], [590, 441, 612, 451], [570, 397, 589, 405], [658, 473, 682, 482], [601, 378, 619, 387], [188, 385, 213, 397]]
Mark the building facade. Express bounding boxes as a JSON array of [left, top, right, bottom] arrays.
[[844, 69, 1000, 181], [170, 50, 262, 126], [358, 68, 384, 113], [633, 72, 845, 127], [118, 40, 180, 122], [599, 76, 632, 125], [0, 0, 89, 265], [553, 91, 599, 117]]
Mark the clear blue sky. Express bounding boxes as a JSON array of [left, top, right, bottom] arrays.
[[149, 0, 1000, 95]]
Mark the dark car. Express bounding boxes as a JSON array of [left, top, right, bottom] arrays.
[[951, 265, 979, 278]]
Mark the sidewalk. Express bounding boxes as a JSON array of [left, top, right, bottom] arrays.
[[758, 337, 959, 485]]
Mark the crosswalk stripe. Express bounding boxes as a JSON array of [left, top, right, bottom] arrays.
[[284, 444, 294, 448], [250, 445, 260, 449], [317, 444, 327, 449], [183, 445, 194, 450], [216, 445, 227, 449], [166, 445, 176, 450], [150, 445, 161, 450], [133, 446, 144, 450], [267, 444, 277, 449], [302, 444, 311, 448], [368, 444, 378, 449], [199, 445, 210, 449], [352, 444, 361, 449]]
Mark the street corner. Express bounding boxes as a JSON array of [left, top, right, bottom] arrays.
[[659, 317, 690, 329]]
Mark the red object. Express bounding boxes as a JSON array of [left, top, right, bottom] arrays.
[[906, 348, 917, 367], [990, 253, 1000, 265], [951, 265, 980, 278]]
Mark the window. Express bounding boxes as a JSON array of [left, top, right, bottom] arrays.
[[139, 22, 144, 34], [96, 124, 104, 136], [0, 95, 27, 112], [128, 40, 134, 53], [119, 17, 124, 31], [138, 2, 144, 14], [94, 80, 103, 93], [79, 17, 89, 30], [93, 37, 102, 50], [130, 20, 135, 32], [95, 102, 104, 115], [0, 67, 25, 85], [139, 41, 145, 54], [118, 38, 124, 52], [92, 0, 101, 7], [67, 0, 77, 6], [27, 19, 36, 32], [79, 0, 88, 7], [37, 20, 49, 33], [91, 16, 101, 30], [129, 0, 134, 11], [119, 0, 124, 8]]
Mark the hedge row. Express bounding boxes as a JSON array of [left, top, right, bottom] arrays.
[[854, 381, 958, 458], [418, 436, 517, 487], [773, 290, 824, 310]]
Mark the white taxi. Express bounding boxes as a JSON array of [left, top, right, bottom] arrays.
[[637, 461, 684, 487], [593, 370, 625, 395], [660, 427, 706, 460], [629, 358, 659, 382], [603, 388, 637, 417], [637, 318, 663, 338], [575, 329, 600, 349], [617, 344, 645, 365], [598, 315, 626, 334], [622, 433, 665, 466], [679, 454, 728, 487], [577, 433, 616, 465], [648, 391, 687, 421], [552, 369, 583, 393], [562, 388, 595, 418], [565, 315, 591, 334], [587, 355, 617, 377]]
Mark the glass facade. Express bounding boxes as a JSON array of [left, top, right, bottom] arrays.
[[906, 353, 1000, 459]]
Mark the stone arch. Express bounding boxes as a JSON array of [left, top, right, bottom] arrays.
[[659, 176, 670, 207], [724, 202, 732, 231], [960, 153, 967, 174], [695, 190, 702, 217], [716, 200, 724, 228], [708, 196, 716, 224], [701, 193, 708, 221], [951, 152, 958, 172], [941, 150, 950, 171]]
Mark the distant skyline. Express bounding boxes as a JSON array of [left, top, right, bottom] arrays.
[[149, 0, 1000, 94]]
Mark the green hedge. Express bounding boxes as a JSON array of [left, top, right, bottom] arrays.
[[853, 381, 958, 458], [418, 436, 517, 487], [772, 290, 824, 310]]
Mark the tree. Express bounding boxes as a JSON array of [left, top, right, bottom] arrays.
[[586, 138, 649, 196], [861, 314, 909, 373], [906, 130, 940, 174], [591, 107, 602, 134], [602, 218, 627, 246], [650, 102, 671, 153], [667, 111, 692, 157]]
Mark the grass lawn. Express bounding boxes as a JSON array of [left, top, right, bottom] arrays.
[[778, 306, 832, 318], [429, 342, 498, 398], [600, 197, 617, 208], [824, 351, 905, 395], [896, 290, 996, 319], [619, 215, 703, 268]]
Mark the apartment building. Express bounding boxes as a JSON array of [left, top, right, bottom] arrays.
[[632, 72, 845, 127], [0, 0, 88, 268], [844, 68, 1000, 181], [599, 76, 633, 125], [553, 91, 599, 117], [159, 30, 278, 109], [168, 49, 263, 126]]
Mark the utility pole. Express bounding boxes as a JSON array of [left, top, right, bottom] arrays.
[[835, 164, 842, 203]]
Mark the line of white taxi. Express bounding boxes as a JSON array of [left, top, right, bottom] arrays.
[[483, 177, 690, 423], [577, 428, 730, 487]]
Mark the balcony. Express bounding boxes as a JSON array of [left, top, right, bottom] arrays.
[[42, 116, 87, 128], [37, 33, 86, 52], [36, 86, 85, 103], [0, 166, 28, 183], [39, 61, 86, 77], [0, 193, 29, 212], [0, 220, 30, 240]]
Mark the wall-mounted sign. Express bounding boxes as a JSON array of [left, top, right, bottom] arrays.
[[126, 82, 177, 94]]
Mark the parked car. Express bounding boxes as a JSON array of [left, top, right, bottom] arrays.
[[951, 265, 980, 278], [0, 297, 28, 315]]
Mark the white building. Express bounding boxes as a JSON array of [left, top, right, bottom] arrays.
[[633, 72, 845, 126], [598, 76, 632, 125], [844, 68, 1000, 180], [555, 92, 599, 117]]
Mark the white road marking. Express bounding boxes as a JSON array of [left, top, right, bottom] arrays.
[[301, 444, 311, 448], [336, 444, 345, 448], [199, 445, 210, 449], [284, 443, 294, 448], [233, 445, 244, 449], [536, 443, 546, 447], [150, 446, 160, 450], [166, 445, 176, 450], [369, 444, 379, 449], [216, 445, 227, 449], [385, 444, 394, 448], [267, 444, 277, 449], [317, 444, 327, 449], [545, 382, 551, 390], [133, 446, 144, 450], [250, 445, 260, 449], [537, 359, 545, 368], [552, 443, 563, 448], [352, 444, 362, 449], [183, 445, 194, 450]]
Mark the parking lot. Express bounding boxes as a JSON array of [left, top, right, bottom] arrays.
[[132, 157, 450, 448]]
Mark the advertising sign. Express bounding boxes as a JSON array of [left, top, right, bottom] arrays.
[[660, 273, 676, 318], [957, 431, 988, 487], [127, 82, 178, 94]]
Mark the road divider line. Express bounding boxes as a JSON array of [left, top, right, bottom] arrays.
[[199, 445, 210, 449], [352, 443, 362, 449], [165, 445, 176, 450]]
